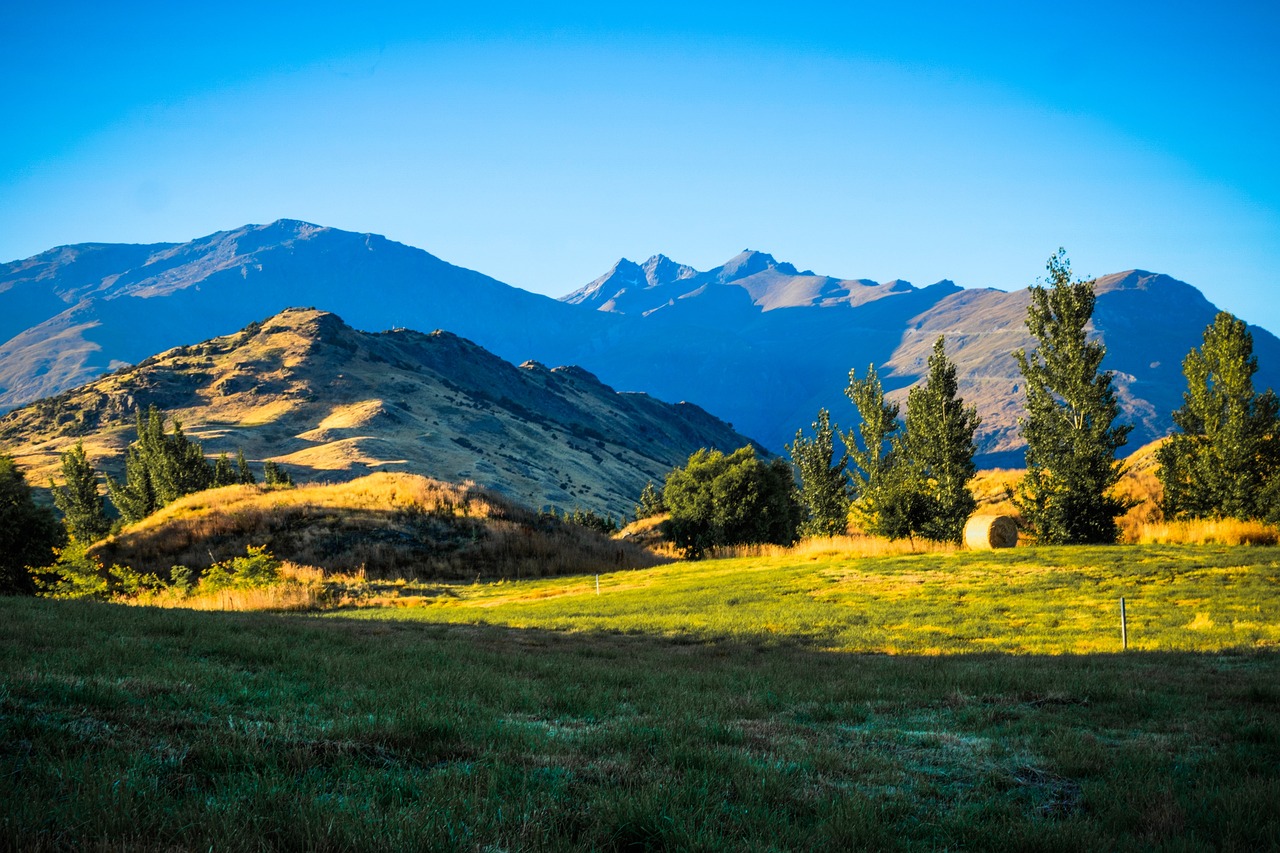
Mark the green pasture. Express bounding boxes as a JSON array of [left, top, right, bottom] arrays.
[[344, 544, 1280, 655], [2, 544, 1278, 850]]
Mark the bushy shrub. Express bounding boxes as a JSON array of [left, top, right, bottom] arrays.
[[198, 546, 281, 593]]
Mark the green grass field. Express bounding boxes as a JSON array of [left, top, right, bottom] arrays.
[[3, 545, 1279, 850]]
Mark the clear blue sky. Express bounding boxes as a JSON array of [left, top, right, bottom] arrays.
[[4, 2, 1279, 332]]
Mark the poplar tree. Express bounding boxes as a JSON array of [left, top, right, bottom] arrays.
[[902, 337, 981, 543], [1156, 311, 1280, 520], [51, 442, 112, 543], [1013, 249, 1132, 543], [843, 365, 914, 537], [788, 408, 850, 536]]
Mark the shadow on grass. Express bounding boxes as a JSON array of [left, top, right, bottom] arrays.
[[2, 598, 1278, 851]]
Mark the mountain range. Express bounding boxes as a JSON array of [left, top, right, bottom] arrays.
[[0, 308, 756, 518], [3, 219, 1278, 467]]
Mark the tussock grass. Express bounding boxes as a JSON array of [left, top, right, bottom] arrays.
[[90, 472, 668, 581]]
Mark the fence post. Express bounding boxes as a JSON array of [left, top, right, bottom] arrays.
[[1120, 597, 1128, 651]]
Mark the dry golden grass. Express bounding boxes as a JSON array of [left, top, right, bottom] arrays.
[[706, 534, 956, 561], [91, 472, 670, 581], [1132, 518, 1279, 546]]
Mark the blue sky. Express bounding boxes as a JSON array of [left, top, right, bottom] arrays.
[[4, 2, 1279, 332]]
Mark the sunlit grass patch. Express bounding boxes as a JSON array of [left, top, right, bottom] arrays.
[[341, 544, 1280, 655]]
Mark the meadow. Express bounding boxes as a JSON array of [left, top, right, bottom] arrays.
[[2, 544, 1278, 850]]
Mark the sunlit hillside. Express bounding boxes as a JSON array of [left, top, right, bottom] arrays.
[[89, 472, 668, 581]]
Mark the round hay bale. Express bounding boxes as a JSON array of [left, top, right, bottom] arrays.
[[964, 514, 1018, 550]]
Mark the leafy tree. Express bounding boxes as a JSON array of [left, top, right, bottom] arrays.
[[51, 441, 112, 543], [843, 365, 906, 537], [1156, 311, 1280, 520], [787, 408, 850, 536], [902, 337, 981, 543], [107, 406, 214, 523], [634, 480, 665, 519], [1013, 249, 1132, 543], [0, 456, 65, 594], [663, 447, 802, 558], [262, 461, 294, 487]]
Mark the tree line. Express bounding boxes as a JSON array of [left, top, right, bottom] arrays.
[[644, 249, 1280, 555], [1, 405, 294, 593]]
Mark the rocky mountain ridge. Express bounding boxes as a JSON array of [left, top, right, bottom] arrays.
[[3, 219, 1276, 465]]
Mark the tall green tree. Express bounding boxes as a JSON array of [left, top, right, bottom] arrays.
[[0, 456, 65, 594], [107, 405, 214, 523], [902, 337, 981, 543], [1013, 249, 1132, 544], [787, 408, 850, 537], [843, 365, 909, 537], [1156, 311, 1280, 520], [663, 447, 802, 558], [51, 442, 112, 543]]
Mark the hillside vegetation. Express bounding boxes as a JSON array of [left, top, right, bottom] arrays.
[[88, 472, 666, 581], [0, 307, 755, 517]]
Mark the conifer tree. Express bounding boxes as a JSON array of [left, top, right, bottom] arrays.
[[1013, 249, 1132, 543], [1, 456, 64, 594], [51, 442, 111, 543], [235, 449, 256, 485], [262, 461, 294, 487], [106, 406, 214, 523], [788, 408, 850, 537], [902, 337, 981, 543], [1156, 311, 1280, 520], [212, 453, 237, 488]]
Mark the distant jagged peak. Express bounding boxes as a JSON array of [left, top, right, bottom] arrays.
[[714, 249, 799, 282], [639, 254, 697, 288]]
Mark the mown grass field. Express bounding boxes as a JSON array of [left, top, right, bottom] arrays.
[[3, 545, 1279, 850]]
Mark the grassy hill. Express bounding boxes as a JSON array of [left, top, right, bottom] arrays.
[[2, 545, 1277, 849], [88, 472, 666, 581], [0, 308, 759, 517]]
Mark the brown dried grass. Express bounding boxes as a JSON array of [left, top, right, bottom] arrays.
[[91, 473, 670, 581]]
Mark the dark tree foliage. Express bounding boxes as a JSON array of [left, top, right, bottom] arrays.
[[1013, 250, 1132, 544], [560, 508, 619, 535], [787, 408, 850, 537], [51, 441, 111, 543], [106, 406, 214, 524], [212, 453, 237, 488], [902, 337, 981, 543], [662, 447, 802, 558], [843, 365, 906, 538], [235, 449, 256, 485], [634, 481, 665, 520], [262, 461, 294, 487], [1156, 311, 1280, 521], [0, 456, 65, 594]]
